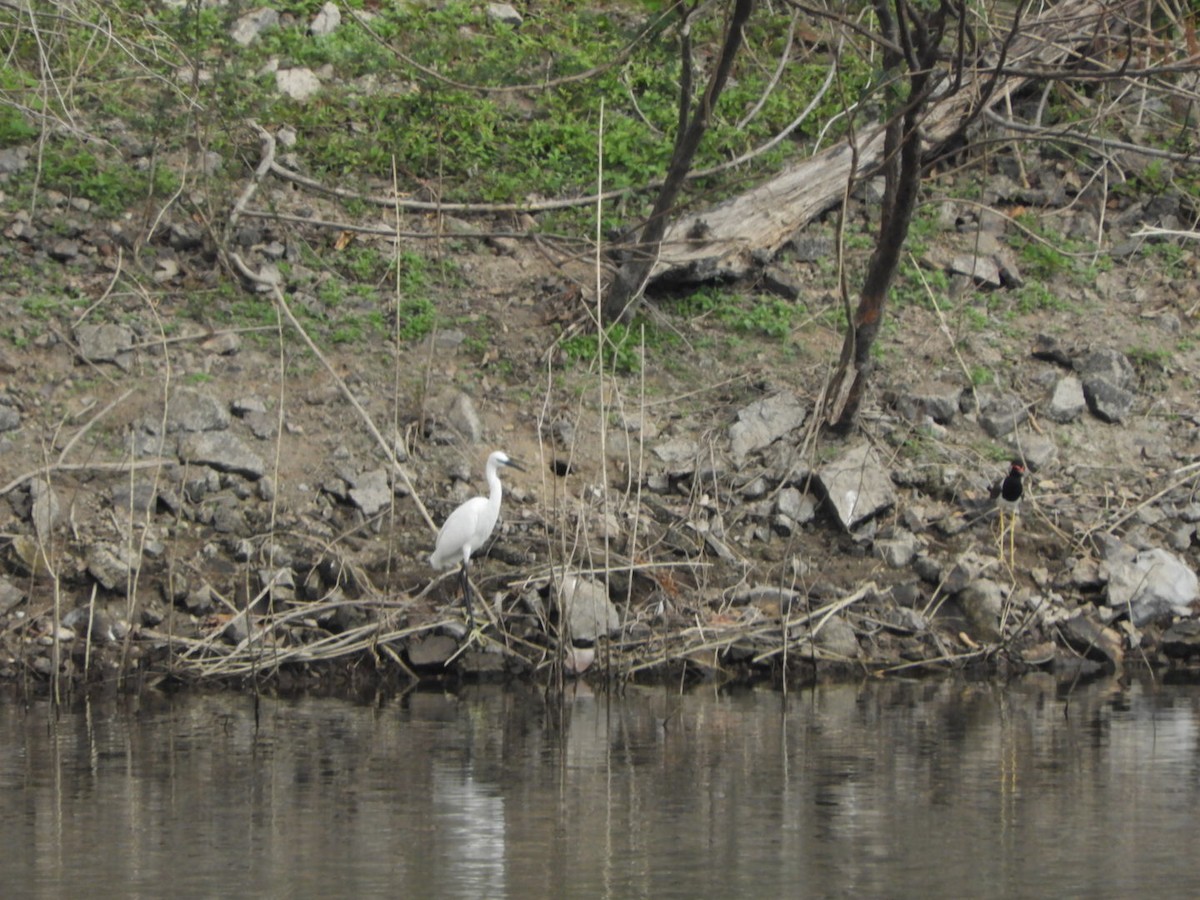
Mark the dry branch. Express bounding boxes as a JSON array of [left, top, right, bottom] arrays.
[[649, 0, 1140, 285]]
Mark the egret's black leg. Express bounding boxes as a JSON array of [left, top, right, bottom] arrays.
[[459, 562, 475, 633]]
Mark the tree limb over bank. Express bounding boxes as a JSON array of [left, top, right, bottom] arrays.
[[646, 0, 1140, 287]]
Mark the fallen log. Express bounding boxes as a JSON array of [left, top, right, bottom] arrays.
[[648, 0, 1133, 285]]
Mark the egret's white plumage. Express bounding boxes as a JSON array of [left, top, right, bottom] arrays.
[[430, 450, 525, 630]]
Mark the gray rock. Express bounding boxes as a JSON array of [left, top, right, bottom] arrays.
[[942, 550, 990, 595], [896, 381, 963, 424], [179, 432, 266, 479], [958, 578, 1005, 642], [29, 478, 60, 541], [0, 576, 25, 615], [48, 239, 80, 262], [1007, 433, 1057, 472], [349, 467, 391, 516], [0, 146, 29, 175], [729, 391, 807, 464], [739, 476, 769, 499], [1043, 374, 1085, 423], [62, 606, 118, 643], [877, 531, 918, 568], [202, 332, 241, 355], [211, 502, 248, 534], [1078, 348, 1135, 390], [559, 574, 620, 641], [232, 397, 267, 415], [408, 634, 459, 667], [979, 392, 1029, 437], [185, 584, 215, 615], [231, 7, 279, 46], [949, 253, 1002, 287], [817, 443, 896, 531], [276, 67, 322, 101], [443, 392, 483, 444], [776, 487, 815, 525], [653, 437, 700, 475], [1061, 611, 1123, 667], [1083, 378, 1136, 423], [74, 323, 134, 364], [487, 2, 522, 26], [310, 1, 341, 36], [243, 410, 276, 439], [87, 542, 138, 592], [814, 614, 860, 658], [1162, 619, 1200, 659], [0, 403, 19, 432], [1105, 547, 1198, 625], [165, 387, 230, 433], [1168, 523, 1196, 553]]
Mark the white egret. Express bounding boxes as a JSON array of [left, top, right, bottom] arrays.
[[430, 450, 526, 632]]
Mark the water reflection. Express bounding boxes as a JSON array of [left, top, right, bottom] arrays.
[[2, 676, 1199, 898]]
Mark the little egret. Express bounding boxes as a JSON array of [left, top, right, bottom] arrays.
[[430, 450, 526, 632], [996, 461, 1025, 568]]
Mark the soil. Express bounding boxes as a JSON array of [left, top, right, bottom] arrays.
[[3, 126, 1200, 693]]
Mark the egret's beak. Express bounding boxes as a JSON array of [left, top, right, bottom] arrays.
[[503, 457, 527, 473]]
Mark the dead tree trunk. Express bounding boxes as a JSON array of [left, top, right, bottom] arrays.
[[602, 0, 754, 324], [823, 0, 961, 432], [643, 0, 1131, 287]]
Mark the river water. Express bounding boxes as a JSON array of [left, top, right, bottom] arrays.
[[2, 675, 1198, 898]]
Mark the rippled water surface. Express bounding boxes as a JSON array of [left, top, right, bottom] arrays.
[[2, 676, 1199, 898]]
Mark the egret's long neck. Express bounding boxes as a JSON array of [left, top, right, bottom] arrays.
[[486, 458, 503, 508]]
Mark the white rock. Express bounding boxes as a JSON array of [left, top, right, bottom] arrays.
[[276, 67, 322, 101]]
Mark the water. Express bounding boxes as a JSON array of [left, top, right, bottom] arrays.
[[2, 676, 1199, 899]]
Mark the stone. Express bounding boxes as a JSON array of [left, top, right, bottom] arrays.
[[231, 7, 279, 46], [29, 478, 60, 541], [958, 578, 1005, 642], [1083, 378, 1136, 423], [48, 239, 80, 262], [1007, 433, 1057, 472], [877, 531, 918, 568], [349, 467, 391, 517], [0, 146, 29, 175], [87, 542, 138, 592], [979, 392, 1029, 438], [487, 2, 522, 26], [1043, 375, 1085, 423], [276, 67, 322, 101], [62, 606, 118, 643], [74, 323, 134, 365], [814, 614, 860, 658], [653, 437, 700, 475], [407, 634, 458, 667], [559, 574, 620, 641], [817, 443, 896, 530], [310, 2, 341, 36], [1105, 547, 1198, 625], [729, 391, 807, 465], [1162, 619, 1200, 659], [1078, 348, 1135, 390], [949, 253, 1002, 286], [179, 432, 266, 479], [0, 576, 25, 615], [1061, 611, 1124, 667], [443, 392, 483, 444], [896, 381, 963, 425], [942, 550, 991, 595], [776, 487, 815, 525], [0, 403, 19, 432], [164, 387, 230, 433]]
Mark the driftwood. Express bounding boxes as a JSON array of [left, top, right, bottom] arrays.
[[648, 0, 1130, 285]]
